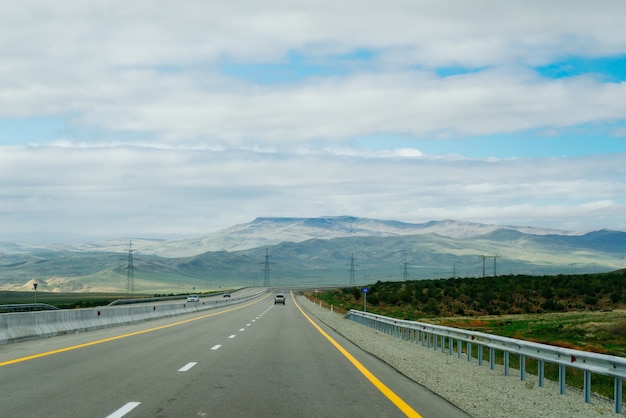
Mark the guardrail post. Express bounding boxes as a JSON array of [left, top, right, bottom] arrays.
[[457, 340, 462, 359], [448, 337, 453, 356], [559, 365, 566, 395], [433, 333, 438, 351], [490, 347, 495, 370], [520, 355, 526, 381], [538, 359, 545, 387], [504, 351, 510, 376], [467, 343, 472, 363], [478, 345, 483, 366], [614, 377, 623, 413], [583, 370, 591, 403]]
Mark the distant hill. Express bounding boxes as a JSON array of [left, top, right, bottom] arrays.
[[0, 217, 623, 293], [3, 216, 578, 257]]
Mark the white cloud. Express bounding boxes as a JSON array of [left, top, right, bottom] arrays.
[[2, 1, 626, 140], [2, 144, 625, 242], [2, 1, 626, 242]]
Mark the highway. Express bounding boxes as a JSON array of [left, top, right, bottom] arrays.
[[0, 292, 468, 417]]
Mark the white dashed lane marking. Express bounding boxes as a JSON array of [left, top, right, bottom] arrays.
[[178, 362, 197, 372], [106, 402, 141, 418], [211, 344, 222, 350]]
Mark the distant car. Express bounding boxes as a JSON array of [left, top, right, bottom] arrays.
[[223, 292, 231, 298], [187, 295, 200, 302], [274, 294, 286, 305]]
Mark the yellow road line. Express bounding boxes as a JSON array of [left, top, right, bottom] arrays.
[[293, 293, 422, 418], [0, 296, 267, 368]]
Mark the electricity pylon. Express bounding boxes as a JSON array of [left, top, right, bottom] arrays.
[[126, 240, 135, 297], [348, 253, 357, 285], [262, 248, 273, 287], [403, 258, 409, 281]]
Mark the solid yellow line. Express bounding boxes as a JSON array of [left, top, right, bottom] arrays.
[[293, 294, 422, 418], [0, 296, 266, 368]]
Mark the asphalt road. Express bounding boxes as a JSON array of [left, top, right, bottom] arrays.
[[0, 292, 468, 417]]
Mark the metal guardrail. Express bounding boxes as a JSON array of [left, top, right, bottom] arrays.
[[345, 309, 626, 414]]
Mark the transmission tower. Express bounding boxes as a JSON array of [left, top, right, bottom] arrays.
[[493, 255, 500, 276], [262, 248, 272, 287], [480, 255, 499, 277], [481, 255, 486, 278], [126, 240, 135, 297], [348, 253, 357, 285], [403, 258, 409, 281]]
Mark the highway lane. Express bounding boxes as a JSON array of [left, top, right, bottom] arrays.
[[0, 292, 468, 417]]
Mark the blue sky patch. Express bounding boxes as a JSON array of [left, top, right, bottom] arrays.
[[536, 55, 626, 81], [353, 126, 626, 159], [0, 117, 66, 144], [436, 66, 490, 78]]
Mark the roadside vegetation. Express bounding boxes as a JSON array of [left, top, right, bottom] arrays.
[[311, 270, 626, 402]]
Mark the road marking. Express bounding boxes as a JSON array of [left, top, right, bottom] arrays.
[[106, 402, 141, 418], [0, 294, 272, 368], [239, 328, 245, 332], [292, 293, 423, 418], [211, 344, 222, 350], [228, 334, 236, 339], [246, 323, 251, 326], [178, 362, 197, 372]]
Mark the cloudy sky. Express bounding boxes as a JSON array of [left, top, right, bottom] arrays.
[[2, 1, 626, 243]]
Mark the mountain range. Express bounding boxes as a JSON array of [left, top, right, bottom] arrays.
[[1, 216, 624, 293]]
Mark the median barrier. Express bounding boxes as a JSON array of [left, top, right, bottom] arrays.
[[0, 291, 267, 345]]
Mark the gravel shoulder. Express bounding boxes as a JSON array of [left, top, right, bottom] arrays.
[[299, 295, 621, 417]]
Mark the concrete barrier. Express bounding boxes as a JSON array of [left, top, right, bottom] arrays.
[[0, 292, 265, 345]]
